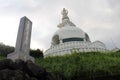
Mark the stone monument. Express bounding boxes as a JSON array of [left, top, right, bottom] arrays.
[[7, 16, 34, 62]]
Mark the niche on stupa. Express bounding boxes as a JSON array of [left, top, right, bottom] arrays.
[[52, 35, 60, 45]]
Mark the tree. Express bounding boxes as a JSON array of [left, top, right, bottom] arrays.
[[30, 49, 43, 58]]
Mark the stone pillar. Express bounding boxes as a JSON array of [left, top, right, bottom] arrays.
[[7, 16, 34, 62]]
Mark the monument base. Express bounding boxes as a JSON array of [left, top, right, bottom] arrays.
[[7, 52, 35, 63]]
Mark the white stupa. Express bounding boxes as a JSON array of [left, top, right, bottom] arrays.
[[44, 8, 107, 57]]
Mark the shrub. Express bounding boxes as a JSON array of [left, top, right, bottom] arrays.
[[36, 52, 120, 80], [30, 49, 43, 58]]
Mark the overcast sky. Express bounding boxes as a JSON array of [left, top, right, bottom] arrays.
[[0, 0, 120, 51]]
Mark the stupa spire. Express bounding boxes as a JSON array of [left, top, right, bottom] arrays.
[[61, 8, 69, 21], [57, 8, 76, 28]]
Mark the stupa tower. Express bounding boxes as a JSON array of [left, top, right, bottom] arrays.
[[44, 8, 106, 57]]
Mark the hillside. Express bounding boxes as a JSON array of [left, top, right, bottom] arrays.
[[0, 51, 120, 80], [36, 52, 120, 80]]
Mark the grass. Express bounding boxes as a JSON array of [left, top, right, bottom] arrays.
[[35, 52, 120, 79]]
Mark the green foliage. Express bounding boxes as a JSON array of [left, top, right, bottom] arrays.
[[30, 49, 43, 58], [35, 52, 120, 79], [0, 43, 43, 58], [0, 43, 14, 57]]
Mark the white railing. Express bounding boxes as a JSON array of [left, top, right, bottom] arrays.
[[44, 41, 106, 57]]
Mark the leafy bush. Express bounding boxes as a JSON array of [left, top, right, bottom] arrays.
[[0, 43, 43, 58], [36, 52, 120, 80], [30, 49, 43, 58], [0, 43, 14, 56]]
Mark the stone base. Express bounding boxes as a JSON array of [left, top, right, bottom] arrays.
[[7, 52, 35, 63]]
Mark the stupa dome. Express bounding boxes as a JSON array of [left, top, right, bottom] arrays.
[[54, 26, 85, 40], [52, 25, 91, 46]]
